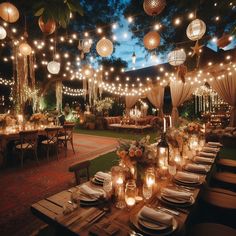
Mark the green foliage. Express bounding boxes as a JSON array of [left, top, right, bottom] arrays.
[[33, 0, 83, 28]]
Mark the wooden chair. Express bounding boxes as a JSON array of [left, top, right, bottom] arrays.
[[58, 123, 75, 157], [41, 127, 60, 161], [212, 172, 236, 192], [217, 158, 236, 173], [16, 130, 38, 167], [69, 160, 90, 185], [188, 223, 236, 236]]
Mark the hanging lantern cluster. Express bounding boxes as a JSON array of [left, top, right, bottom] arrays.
[[78, 38, 92, 59], [143, 0, 166, 16], [47, 61, 60, 74], [143, 31, 160, 50], [0, 2, 19, 23], [186, 19, 206, 41], [0, 25, 7, 40], [96, 38, 113, 57], [168, 48, 186, 66], [38, 16, 56, 35]]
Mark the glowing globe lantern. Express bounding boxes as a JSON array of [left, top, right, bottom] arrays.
[[186, 19, 206, 41], [168, 48, 186, 66], [0, 26, 7, 40], [96, 38, 113, 57], [143, 0, 166, 16], [19, 42, 32, 56], [0, 2, 19, 23], [47, 61, 60, 74], [143, 31, 160, 50], [38, 16, 56, 35]]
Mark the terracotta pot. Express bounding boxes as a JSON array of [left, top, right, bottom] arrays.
[[38, 16, 56, 35]]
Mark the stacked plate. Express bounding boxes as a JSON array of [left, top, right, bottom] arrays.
[[183, 163, 210, 174], [207, 141, 223, 148], [130, 206, 178, 236], [174, 171, 201, 186], [193, 156, 214, 165], [159, 188, 194, 207], [91, 171, 111, 186]]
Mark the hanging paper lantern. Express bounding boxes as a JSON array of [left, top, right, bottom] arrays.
[[143, 0, 166, 16], [143, 31, 160, 50], [186, 19, 206, 41], [47, 61, 60, 74], [19, 42, 32, 56], [0, 26, 7, 40], [38, 16, 56, 35], [96, 38, 113, 57], [0, 2, 19, 23], [217, 33, 231, 48], [168, 48, 186, 66]]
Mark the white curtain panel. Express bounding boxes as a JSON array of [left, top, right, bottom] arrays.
[[170, 80, 197, 126], [125, 95, 139, 115], [146, 85, 165, 117], [209, 72, 236, 127]]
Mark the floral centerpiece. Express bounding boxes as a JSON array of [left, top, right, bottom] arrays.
[[116, 136, 156, 185], [94, 97, 113, 115], [30, 113, 47, 124], [184, 121, 203, 135], [0, 114, 16, 128]]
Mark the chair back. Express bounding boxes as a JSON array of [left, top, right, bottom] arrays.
[[19, 130, 38, 149], [69, 160, 90, 185], [63, 123, 75, 141], [45, 127, 60, 144]]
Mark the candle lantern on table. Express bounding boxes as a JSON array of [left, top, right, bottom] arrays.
[[189, 135, 199, 155], [156, 133, 169, 179], [125, 180, 136, 209], [145, 167, 156, 187]]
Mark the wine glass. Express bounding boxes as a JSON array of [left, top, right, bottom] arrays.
[[142, 183, 152, 202], [103, 177, 112, 197]]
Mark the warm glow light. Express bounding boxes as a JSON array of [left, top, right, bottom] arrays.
[[19, 42, 32, 56], [47, 61, 60, 74], [174, 18, 181, 25]]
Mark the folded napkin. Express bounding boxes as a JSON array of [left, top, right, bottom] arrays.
[[79, 184, 105, 199], [207, 141, 222, 147], [202, 147, 219, 153], [139, 206, 173, 226], [194, 156, 214, 164], [175, 171, 199, 182], [185, 163, 208, 172], [199, 151, 216, 158], [95, 171, 111, 181], [161, 188, 192, 201]]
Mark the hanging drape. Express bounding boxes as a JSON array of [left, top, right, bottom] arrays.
[[209, 71, 236, 127], [125, 95, 139, 115], [170, 81, 197, 126], [146, 85, 165, 117]]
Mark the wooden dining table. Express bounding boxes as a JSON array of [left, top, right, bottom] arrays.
[[31, 151, 217, 236]]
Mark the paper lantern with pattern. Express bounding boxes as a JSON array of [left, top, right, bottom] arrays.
[[168, 48, 186, 66], [0, 2, 19, 23], [19, 42, 32, 56], [47, 61, 60, 74], [0, 26, 7, 40], [143, 0, 166, 16], [96, 38, 113, 57], [38, 16, 56, 35], [143, 31, 160, 50], [186, 19, 206, 41]]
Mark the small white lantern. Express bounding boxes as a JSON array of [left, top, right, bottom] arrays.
[[19, 42, 32, 56], [168, 48, 186, 66], [0, 25, 7, 40], [186, 19, 206, 41], [96, 38, 113, 57], [47, 61, 60, 74]]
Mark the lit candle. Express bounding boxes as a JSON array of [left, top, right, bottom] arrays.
[[163, 117, 166, 133], [116, 176, 123, 185], [169, 115, 172, 128], [146, 176, 155, 187], [125, 197, 135, 207]]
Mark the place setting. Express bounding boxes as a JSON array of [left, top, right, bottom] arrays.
[[91, 171, 112, 186], [173, 171, 202, 187]]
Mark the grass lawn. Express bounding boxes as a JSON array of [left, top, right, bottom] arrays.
[[76, 127, 158, 142]]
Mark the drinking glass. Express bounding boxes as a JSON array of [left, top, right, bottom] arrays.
[[142, 183, 152, 201], [103, 177, 112, 196]]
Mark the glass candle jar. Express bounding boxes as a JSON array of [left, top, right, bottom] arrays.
[[125, 180, 136, 208]]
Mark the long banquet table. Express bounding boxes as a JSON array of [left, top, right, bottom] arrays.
[[31, 146, 218, 236]]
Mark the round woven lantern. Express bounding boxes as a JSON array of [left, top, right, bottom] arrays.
[[143, 0, 166, 16], [217, 34, 231, 48], [96, 38, 113, 57], [168, 48, 186, 66], [47, 61, 60, 74], [143, 31, 160, 50], [186, 19, 206, 41], [0, 26, 7, 40], [38, 16, 56, 35], [19, 42, 32, 56], [0, 2, 19, 23]]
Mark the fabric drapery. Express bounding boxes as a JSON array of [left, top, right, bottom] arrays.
[[125, 95, 139, 115], [170, 81, 197, 126], [146, 85, 165, 117], [209, 72, 236, 127]]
